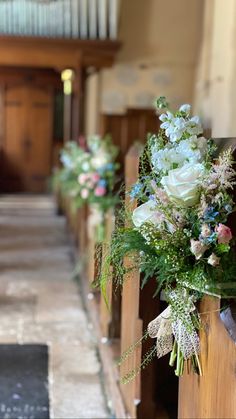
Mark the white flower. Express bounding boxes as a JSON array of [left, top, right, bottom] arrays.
[[159, 111, 173, 124], [190, 239, 208, 260], [91, 151, 110, 169], [151, 147, 184, 172], [208, 253, 220, 267], [60, 154, 73, 169], [161, 163, 205, 207], [201, 223, 211, 238], [179, 104, 191, 114], [81, 161, 90, 171], [168, 117, 187, 142], [132, 200, 165, 228], [185, 116, 203, 136]]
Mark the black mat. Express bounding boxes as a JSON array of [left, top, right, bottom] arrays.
[[0, 344, 49, 419]]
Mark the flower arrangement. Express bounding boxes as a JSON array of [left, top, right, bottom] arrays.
[[100, 97, 236, 379], [59, 135, 119, 209], [58, 135, 120, 241]]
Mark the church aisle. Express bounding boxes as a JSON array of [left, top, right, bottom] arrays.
[[0, 195, 108, 419]]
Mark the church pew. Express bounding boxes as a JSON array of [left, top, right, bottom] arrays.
[[178, 296, 236, 419], [119, 143, 178, 418], [99, 208, 123, 340]]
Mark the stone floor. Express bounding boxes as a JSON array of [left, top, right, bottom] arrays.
[[0, 195, 109, 419]]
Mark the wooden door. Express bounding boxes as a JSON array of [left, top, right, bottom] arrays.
[[2, 83, 53, 193]]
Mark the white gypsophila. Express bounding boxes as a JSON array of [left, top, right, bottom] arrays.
[[161, 163, 205, 207], [179, 104, 191, 115], [176, 136, 207, 164], [151, 146, 185, 172]]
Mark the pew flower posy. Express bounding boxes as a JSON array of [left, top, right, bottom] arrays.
[[101, 97, 236, 379], [58, 135, 120, 241], [59, 135, 119, 211]]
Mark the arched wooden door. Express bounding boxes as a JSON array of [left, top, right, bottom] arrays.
[[1, 83, 53, 193]]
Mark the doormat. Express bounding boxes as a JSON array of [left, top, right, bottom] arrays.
[[0, 344, 49, 419]]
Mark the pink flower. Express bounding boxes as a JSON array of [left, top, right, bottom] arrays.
[[78, 173, 88, 185], [81, 188, 89, 199], [94, 186, 106, 197], [190, 239, 208, 260], [90, 172, 100, 183], [215, 223, 232, 244]]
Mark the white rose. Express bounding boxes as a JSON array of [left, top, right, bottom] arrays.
[[132, 200, 164, 228], [161, 163, 204, 207]]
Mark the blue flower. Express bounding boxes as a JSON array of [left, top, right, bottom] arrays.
[[106, 163, 114, 171], [98, 179, 107, 187], [130, 183, 142, 199], [97, 167, 105, 175], [149, 194, 156, 201], [200, 232, 217, 245], [203, 207, 219, 222]]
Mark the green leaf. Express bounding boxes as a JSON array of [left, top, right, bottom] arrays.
[[216, 243, 230, 254]]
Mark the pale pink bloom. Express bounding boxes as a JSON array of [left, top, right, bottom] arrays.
[[81, 188, 89, 199], [86, 180, 95, 189], [94, 186, 106, 197], [150, 180, 170, 204], [90, 172, 100, 183], [190, 239, 208, 260], [215, 223, 232, 244], [201, 223, 211, 238], [208, 253, 220, 267], [78, 173, 88, 185]]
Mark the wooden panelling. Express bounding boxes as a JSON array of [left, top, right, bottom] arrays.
[[179, 296, 236, 419], [179, 137, 236, 419], [100, 108, 159, 164]]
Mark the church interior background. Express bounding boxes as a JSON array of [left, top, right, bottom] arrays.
[[0, 1, 236, 418]]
